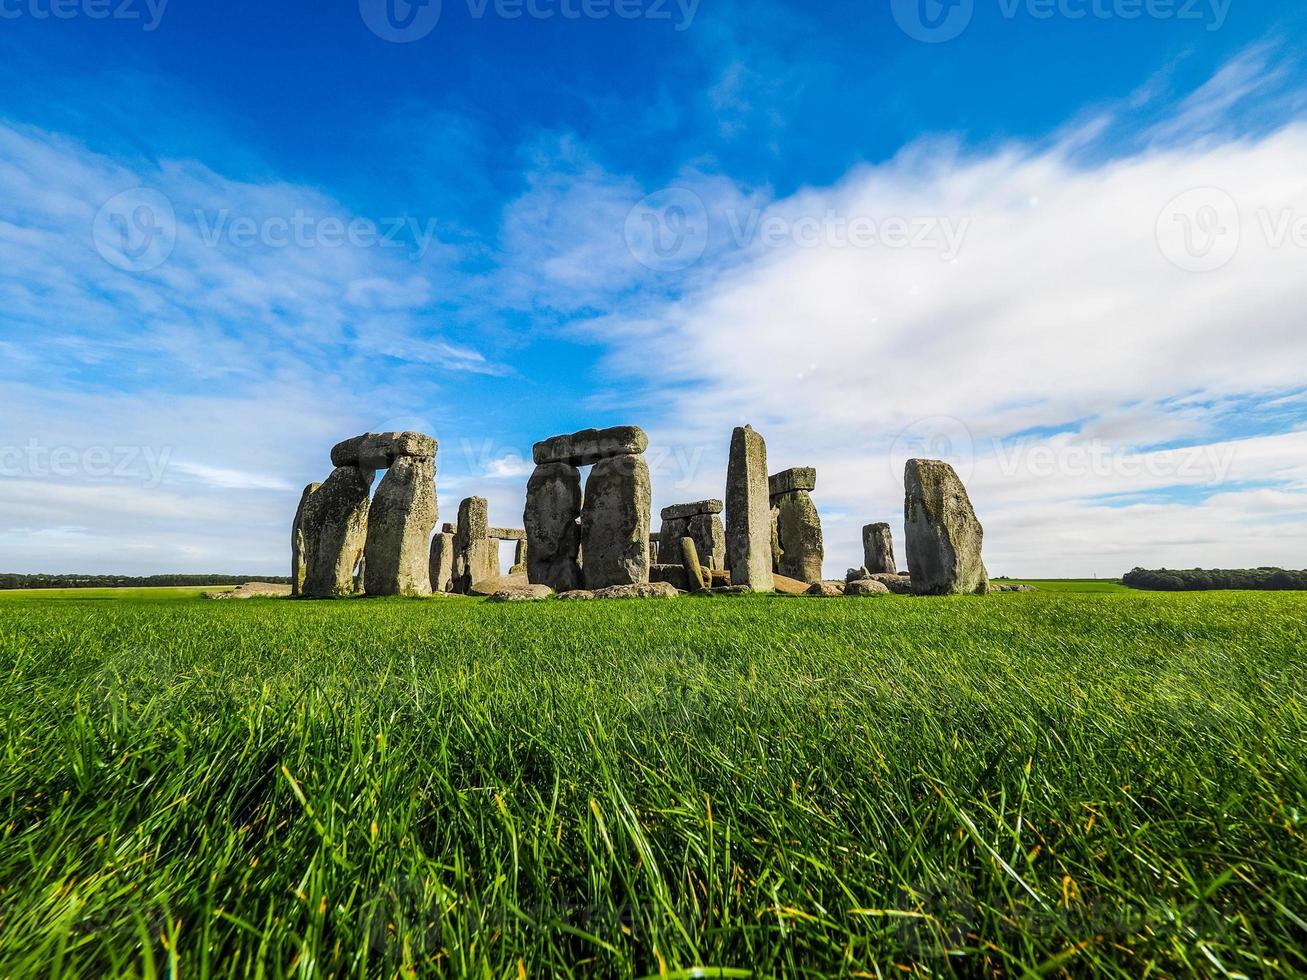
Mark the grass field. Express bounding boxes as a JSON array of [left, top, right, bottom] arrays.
[[1, 587, 1304, 977]]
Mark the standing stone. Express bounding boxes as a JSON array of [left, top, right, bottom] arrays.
[[725, 426, 774, 591], [524, 463, 583, 592], [904, 459, 988, 595], [453, 497, 498, 594], [770, 504, 782, 573], [364, 455, 437, 596], [510, 539, 529, 576], [580, 453, 651, 588], [290, 482, 320, 596], [429, 531, 455, 593], [649, 535, 660, 563], [659, 515, 690, 562], [774, 490, 825, 583], [680, 537, 709, 592], [353, 556, 366, 594], [863, 522, 897, 575], [687, 513, 726, 570], [302, 465, 375, 597]]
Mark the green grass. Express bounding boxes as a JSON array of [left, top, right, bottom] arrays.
[[1, 590, 1304, 977], [0, 585, 229, 602]]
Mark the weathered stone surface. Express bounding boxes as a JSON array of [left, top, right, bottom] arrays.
[[805, 581, 845, 597], [557, 589, 596, 601], [865, 572, 914, 595], [649, 563, 690, 591], [768, 467, 816, 498], [533, 425, 648, 467], [709, 568, 731, 588], [845, 566, 871, 583], [580, 454, 651, 589], [509, 539, 528, 576], [713, 584, 754, 595], [863, 522, 897, 575], [659, 515, 689, 563], [772, 573, 810, 595], [775, 490, 824, 583], [649, 535, 659, 563], [354, 556, 366, 594], [904, 459, 988, 596], [660, 499, 723, 521], [992, 583, 1037, 593], [332, 431, 437, 468], [591, 582, 678, 600], [363, 455, 437, 596], [290, 482, 320, 596], [442, 523, 457, 534], [429, 532, 455, 593], [469, 573, 531, 597], [489, 527, 526, 541], [302, 465, 374, 597], [770, 504, 782, 573], [726, 425, 774, 592], [846, 578, 891, 596], [453, 497, 498, 594], [688, 513, 726, 571], [487, 583, 554, 602], [680, 537, 710, 592], [524, 462, 583, 592]]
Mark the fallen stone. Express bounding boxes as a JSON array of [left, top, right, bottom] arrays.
[[864, 572, 914, 595], [557, 589, 596, 601], [775, 489, 824, 583], [845, 566, 871, 584], [992, 583, 1037, 593], [290, 482, 320, 597], [364, 455, 437, 596], [680, 537, 710, 592], [302, 465, 375, 597], [904, 459, 988, 596], [524, 462, 583, 593], [533, 425, 648, 467], [487, 584, 554, 602], [772, 573, 810, 595], [591, 581, 679, 599], [453, 497, 498, 594], [805, 581, 845, 597], [650, 563, 691, 591], [580, 453, 651, 589], [712, 584, 754, 595], [660, 499, 723, 521], [726, 425, 774, 592], [429, 531, 455, 593], [846, 578, 891, 596], [469, 573, 531, 597], [768, 467, 816, 498], [709, 568, 732, 588], [204, 582, 292, 600], [863, 522, 897, 575]]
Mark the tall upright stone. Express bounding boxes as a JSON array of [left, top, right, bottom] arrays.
[[688, 513, 726, 570], [429, 531, 455, 593], [904, 459, 988, 595], [725, 425, 774, 591], [453, 496, 497, 593], [364, 454, 437, 596], [863, 522, 897, 575], [524, 462, 583, 592], [302, 465, 375, 597], [774, 490, 824, 583], [581, 453, 651, 588], [290, 482, 320, 596]]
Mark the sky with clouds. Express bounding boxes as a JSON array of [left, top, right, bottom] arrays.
[[1, 0, 1306, 578]]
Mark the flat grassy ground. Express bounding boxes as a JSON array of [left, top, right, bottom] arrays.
[[1, 588, 1303, 978]]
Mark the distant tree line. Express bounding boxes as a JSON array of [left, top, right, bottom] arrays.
[[0, 574, 290, 591], [1122, 567, 1307, 591]]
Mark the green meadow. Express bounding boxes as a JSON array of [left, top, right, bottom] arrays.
[[1, 587, 1303, 977]]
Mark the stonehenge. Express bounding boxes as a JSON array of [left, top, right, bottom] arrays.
[[862, 522, 897, 575], [525, 425, 651, 591], [770, 467, 824, 584], [725, 425, 774, 591], [658, 500, 726, 572], [298, 431, 437, 597], [904, 458, 988, 595], [293, 419, 994, 602]]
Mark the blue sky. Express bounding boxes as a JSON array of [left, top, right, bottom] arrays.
[[2, 0, 1307, 577]]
